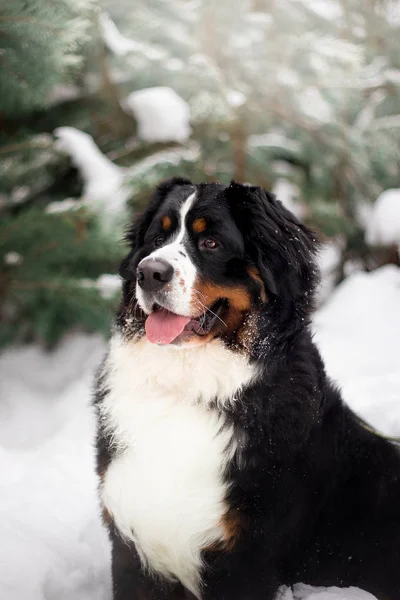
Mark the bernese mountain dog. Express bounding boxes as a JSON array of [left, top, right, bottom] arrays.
[[94, 178, 400, 600]]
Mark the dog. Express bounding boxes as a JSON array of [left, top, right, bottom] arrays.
[[94, 178, 400, 600]]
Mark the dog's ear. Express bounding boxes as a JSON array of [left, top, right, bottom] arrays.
[[119, 177, 192, 279], [226, 181, 320, 311]]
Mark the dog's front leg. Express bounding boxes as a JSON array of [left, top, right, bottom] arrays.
[[110, 525, 180, 600], [202, 554, 280, 600]]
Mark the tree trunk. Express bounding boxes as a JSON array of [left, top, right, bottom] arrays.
[[231, 120, 247, 182]]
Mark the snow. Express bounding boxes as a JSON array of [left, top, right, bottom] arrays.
[[96, 274, 122, 299], [385, 69, 400, 85], [298, 87, 333, 124], [281, 583, 376, 600], [248, 132, 302, 155], [125, 144, 201, 197], [164, 58, 185, 72], [277, 68, 300, 88], [0, 334, 111, 600], [311, 37, 362, 70], [353, 89, 386, 132], [245, 12, 273, 27], [298, 0, 343, 20], [372, 114, 400, 129], [272, 178, 305, 221], [54, 127, 129, 234], [48, 84, 81, 105], [315, 239, 343, 306], [226, 89, 247, 107], [79, 275, 121, 299], [99, 12, 140, 56], [98, 12, 166, 60], [46, 198, 82, 214], [53, 126, 198, 227], [128, 145, 200, 178], [122, 87, 191, 143], [3, 251, 23, 266], [1, 265, 400, 599], [314, 266, 400, 437], [11, 186, 32, 204], [365, 189, 400, 246]]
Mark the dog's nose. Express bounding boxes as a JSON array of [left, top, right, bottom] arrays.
[[137, 258, 174, 292]]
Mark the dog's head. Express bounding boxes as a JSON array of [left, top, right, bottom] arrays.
[[118, 178, 320, 356]]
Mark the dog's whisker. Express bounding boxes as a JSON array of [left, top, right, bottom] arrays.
[[192, 291, 227, 328]]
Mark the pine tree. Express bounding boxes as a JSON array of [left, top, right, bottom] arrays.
[[0, 0, 124, 348], [99, 0, 399, 231], [0, 0, 95, 116], [1, 0, 399, 349]]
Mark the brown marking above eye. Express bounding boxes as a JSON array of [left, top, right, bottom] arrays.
[[247, 266, 268, 303], [161, 215, 172, 230], [193, 217, 207, 233]]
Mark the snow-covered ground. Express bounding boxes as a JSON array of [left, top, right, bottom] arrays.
[[0, 266, 399, 600]]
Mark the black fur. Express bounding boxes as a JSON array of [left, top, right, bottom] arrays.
[[94, 179, 400, 600]]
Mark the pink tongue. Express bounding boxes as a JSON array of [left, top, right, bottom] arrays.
[[145, 310, 191, 344]]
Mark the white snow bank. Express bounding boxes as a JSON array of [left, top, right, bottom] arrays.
[[316, 240, 343, 306], [280, 583, 376, 600], [0, 334, 111, 600], [122, 87, 191, 143], [1, 266, 400, 599], [365, 188, 400, 247], [314, 265, 400, 436]]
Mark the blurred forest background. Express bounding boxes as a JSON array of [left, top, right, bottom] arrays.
[[1, 0, 399, 349]]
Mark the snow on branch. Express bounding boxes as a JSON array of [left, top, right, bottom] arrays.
[[99, 12, 166, 60], [248, 133, 302, 155], [122, 87, 191, 143], [365, 189, 400, 247], [54, 127, 129, 232]]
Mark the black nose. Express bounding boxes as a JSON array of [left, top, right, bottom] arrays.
[[137, 258, 174, 292]]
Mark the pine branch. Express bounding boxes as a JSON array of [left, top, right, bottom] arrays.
[[0, 16, 60, 29]]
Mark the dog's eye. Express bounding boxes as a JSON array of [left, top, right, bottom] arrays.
[[154, 235, 164, 247], [200, 238, 220, 250]]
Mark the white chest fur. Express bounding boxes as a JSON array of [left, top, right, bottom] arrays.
[[100, 335, 256, 597]]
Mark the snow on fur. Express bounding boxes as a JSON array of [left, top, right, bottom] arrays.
[[1, 266, 400, 599]]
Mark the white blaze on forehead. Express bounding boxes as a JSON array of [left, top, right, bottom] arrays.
[[175, 191, 196, 243], [136, 191, 199, 316], [150, 191, 196, 259]]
